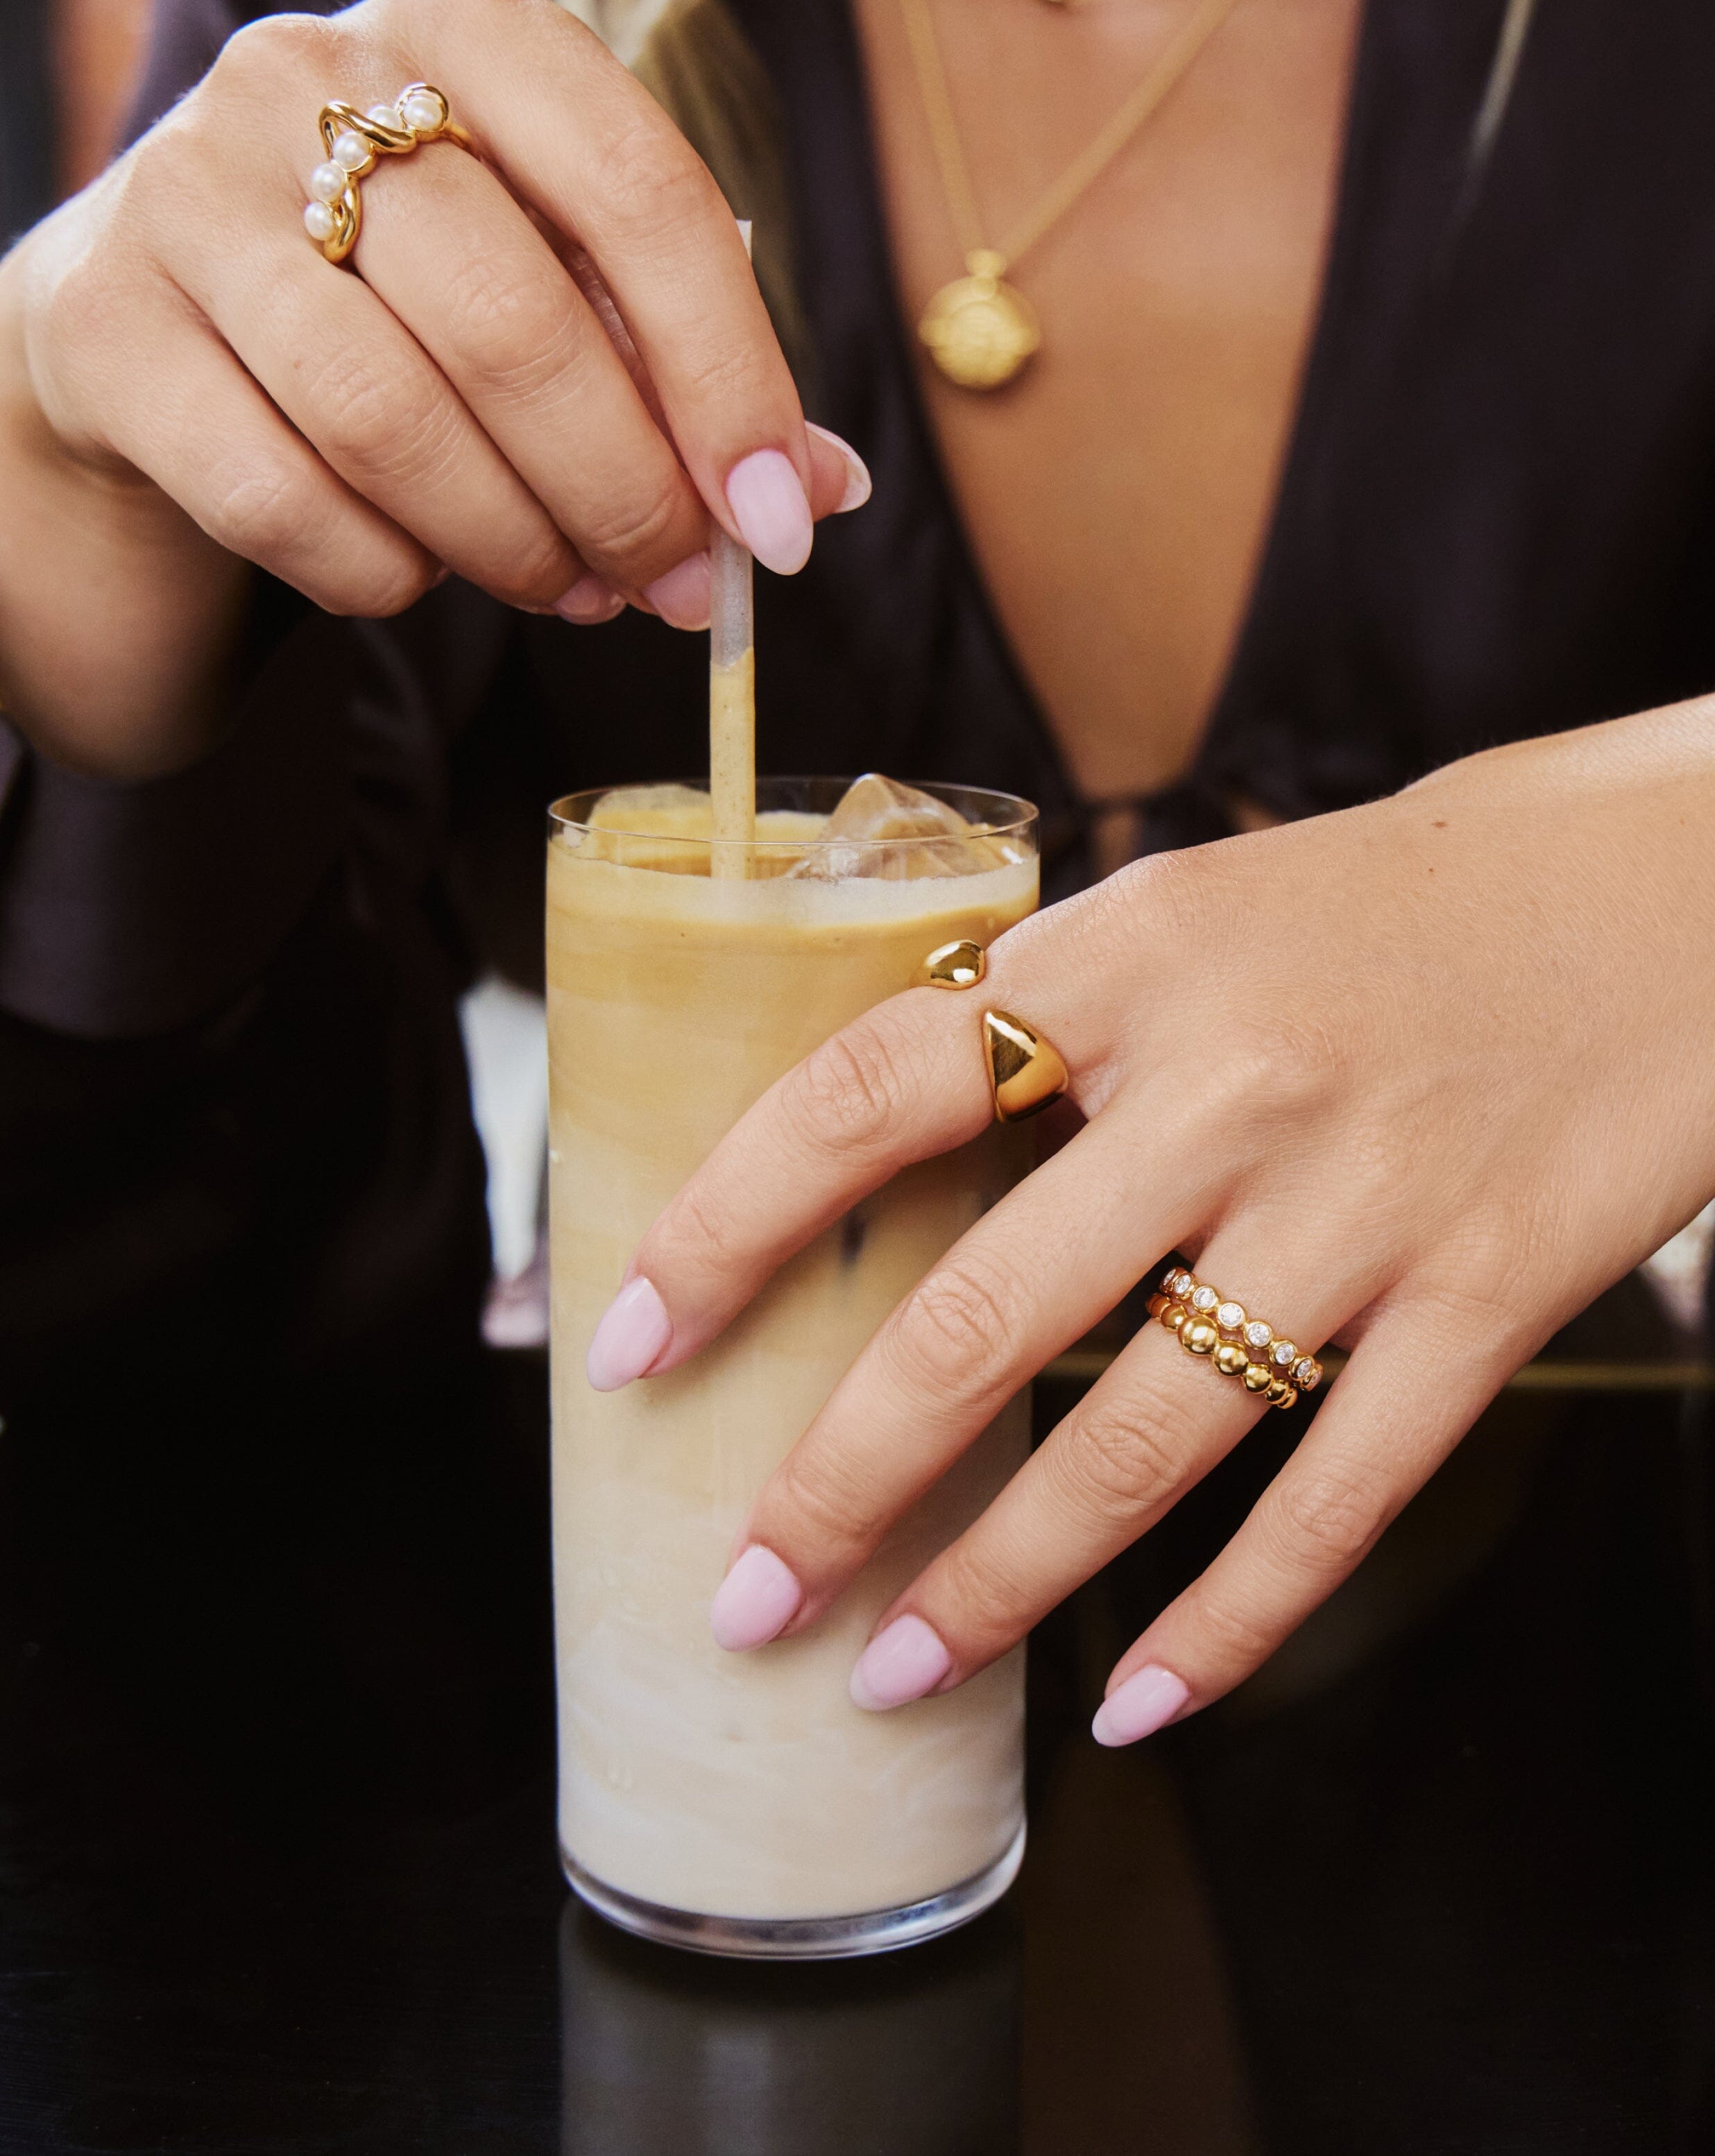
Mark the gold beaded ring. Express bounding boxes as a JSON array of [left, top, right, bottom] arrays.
[[303, 84, 473, 265], [1146, 1267, 1324, 1412]]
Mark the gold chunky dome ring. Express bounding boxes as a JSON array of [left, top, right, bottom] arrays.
[[912, 941, 1070, 1124], [1148, 1267, 1325, 1412], [302, 85, 473, 265]]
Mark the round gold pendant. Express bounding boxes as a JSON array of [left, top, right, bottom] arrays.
[[919, 257, 1041, 390]]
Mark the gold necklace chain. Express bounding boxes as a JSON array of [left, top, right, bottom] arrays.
[[898, 0, 1247, 386]]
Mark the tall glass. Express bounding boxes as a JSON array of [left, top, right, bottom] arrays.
[[547, 779, 1039, 1958]]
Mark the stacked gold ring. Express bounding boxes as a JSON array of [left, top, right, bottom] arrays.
[[303, 84, 472, 265], [1147, 1267, 1324, 1412]]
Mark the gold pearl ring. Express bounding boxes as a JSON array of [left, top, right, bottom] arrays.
[[1147, 1267, 1324, 1412], [303, 85, 472, 265], [912, 940, 1070, 1124]]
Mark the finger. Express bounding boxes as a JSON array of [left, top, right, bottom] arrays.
[[352, 142, 713, 606], [177, 221, 583, 612], [543, 239, 865, 522], [1089, 1303, 1515, 1742], [601, 918, 1108, 1389], [806, 422, 872, 517], [713, 1117, 1216, 1640], [86, 275, 434, 613], [429, 0, 821, 570], [842, 1234, 1363, 1709]]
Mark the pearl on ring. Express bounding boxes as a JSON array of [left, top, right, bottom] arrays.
[[330, 128, 370, 172], [366, 101, 400, 126], [400, 88, 444, 131], [303, 200, 336, 243], [309, 160, 347, 204]]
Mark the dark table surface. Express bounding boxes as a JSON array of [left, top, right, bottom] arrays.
[[3, 1277, 1713, 2156]]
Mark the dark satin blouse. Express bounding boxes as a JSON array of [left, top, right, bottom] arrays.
[[5, 0, 1715, 1395]]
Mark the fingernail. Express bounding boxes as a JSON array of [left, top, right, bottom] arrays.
[[554, 574, 625, 626], [1091, 1664, 1191, 1748], [725, 448, 813, 574], [586, 1276, 672, 1392], [642, 549, 712, 631], [710, 1545, 803, 1651], [806, 422, 872, 513], [849, 1614, 952, 1712]]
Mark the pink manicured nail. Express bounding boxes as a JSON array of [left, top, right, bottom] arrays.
[[849, 1614, 952, 1712], [642, 550, 712, 631], [1090, 1665, 1191, 1748], [725, 449, 813, 574], [806, 422, 873, 513], [710, 1545, 803, 1651], [586, 1276, 672, 1392], [554, 574, 624, 625]]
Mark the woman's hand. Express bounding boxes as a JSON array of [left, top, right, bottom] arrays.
[[589, 704, 1715, 1743], [0, 0, 864, 774]]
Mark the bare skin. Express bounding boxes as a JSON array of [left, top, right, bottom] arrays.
[[855, 0, 1363, 816], [603, 705, 1715, 1740], [0, 0, 862, 776]]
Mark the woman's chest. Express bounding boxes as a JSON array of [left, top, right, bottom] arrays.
[[853, 0, 1363, 813]]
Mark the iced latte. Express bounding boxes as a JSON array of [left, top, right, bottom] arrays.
[[547, 777, 1039, 1956]]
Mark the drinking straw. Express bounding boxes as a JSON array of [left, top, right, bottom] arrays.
[[709, 220, 757, 878]]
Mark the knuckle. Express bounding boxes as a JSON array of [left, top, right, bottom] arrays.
[[209, 459, 427, 615], [1184, 1014, 1346, 1172], [665, 1172, 741, 1275], [574, 470, 686, 576], [932, 1538, 1027, 1650], [34, 251, 108, 376], [442, 250, 578, 400], [1258, 1010, 1347, 1106], [487, 524, 579, 608], [1185, 1587, 1272, 1668], [1062, 1394, 1184, 1518], [1269, 1465, 1384, 1573], [594, 113, 723, 246], [310, 352, 460, 491], [105, 126, 199, 255], [207, 455, 325, 565], [769, 1450, 872, 1562], [210, 11, 336, 96], [309, 348, 410, 464], [1071, 841, 1214, 965], [349, 554, 438, 618], [677, 334, 771, 417], [786, 1024, 907, 1158], [889, 1257, 1019, 1394]]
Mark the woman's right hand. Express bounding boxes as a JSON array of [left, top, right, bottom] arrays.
[[0, 0, 864, 773]]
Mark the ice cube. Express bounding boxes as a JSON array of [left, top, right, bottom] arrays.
[[820, 774, 975, 843], [792, 774, 1007, 880], [573, 784, 714, 870], [585, 783, 713, 837]]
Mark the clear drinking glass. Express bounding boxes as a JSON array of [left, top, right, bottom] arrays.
[[547, 778, 1039, 1958]]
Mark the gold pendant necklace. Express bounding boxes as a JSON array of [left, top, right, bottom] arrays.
[[917, 248, 1042, 389], [898, 0, 1247, 388]]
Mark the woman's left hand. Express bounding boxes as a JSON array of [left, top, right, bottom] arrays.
[[587, 702, 1715, 1743]]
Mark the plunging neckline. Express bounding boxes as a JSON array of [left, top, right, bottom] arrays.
[[732, 0, 1535, 853]]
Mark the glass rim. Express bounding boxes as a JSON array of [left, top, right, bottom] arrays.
[[547, 776, 1039, 853]]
